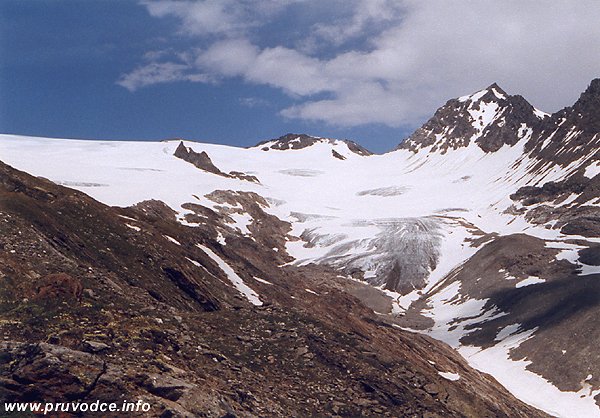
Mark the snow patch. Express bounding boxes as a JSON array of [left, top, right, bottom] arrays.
[[584, 161, 600, 179], [424, 281, 507, 346], [495, 323, 521, 341], [196, 244, 262, 306], [534, 108, 550, 119], [186, 257, 202, 267], [438, 371, 460, 381], [229, 212, 253, 235], [253, 276, 272, 285], [163, 235, 181, 245], [460, 329, 600, 418], [125, 224, 140, 231], [515, 276, 546, 288]]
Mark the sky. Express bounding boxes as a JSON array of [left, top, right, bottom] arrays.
[[2, 1, 600, 153]]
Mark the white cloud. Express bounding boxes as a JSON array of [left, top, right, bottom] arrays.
[[195, 38, 259, 76], [310, 0, 405, 46], [143, 0, 247, 36], [245, 47, 330, 96], [141, 0, 303, 37], [122, 0, 600, 127], [239, 97, 269, 108], [116, 62, 209, 91], [281, 82, 411, 126]]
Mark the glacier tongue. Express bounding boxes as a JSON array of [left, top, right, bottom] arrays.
[[296, 217, 443, 293]]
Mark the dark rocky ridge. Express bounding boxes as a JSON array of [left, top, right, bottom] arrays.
[[256, 133, 373, 156], [524, 79, 600, 171], [0, 160, 544, 417], [565, 78, 600, 133], [174, 141, 224, 175], [174, 141, 259, 182]]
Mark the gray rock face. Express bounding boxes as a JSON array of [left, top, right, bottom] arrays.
[[82, 340, 110, 352], [0, 341, 109, 402], [174, 141, 223, 175], [571, 78, 600, 132], [174, 141, 259, 182], [476, 92, 543, 152], [142, 373, 195, 401]]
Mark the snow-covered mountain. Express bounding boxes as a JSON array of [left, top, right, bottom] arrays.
[[399, 83, 548, 154], [1, 79, 600, 417]]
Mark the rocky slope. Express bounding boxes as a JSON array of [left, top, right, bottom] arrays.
[[0, 161, 543, 417], [524, 78, 600, 175]]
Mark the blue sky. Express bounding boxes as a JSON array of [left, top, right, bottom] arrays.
[[2, 1, 600, 153]]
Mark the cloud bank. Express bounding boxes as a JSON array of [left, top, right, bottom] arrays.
[[118, 0, 600, 128]]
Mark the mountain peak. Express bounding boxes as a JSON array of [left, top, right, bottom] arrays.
[[276, 133, 319, 143], [486, 82, 506, 93], [585, 77, 600, 93], [457, 83, 507, 104], [485, 82, 509, 98], [254, 133, 322, 151], [399, 84, 543, 154], [573, 78, 600, 113]]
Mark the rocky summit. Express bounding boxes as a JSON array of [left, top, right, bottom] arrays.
[[1, 79, 600, 417]]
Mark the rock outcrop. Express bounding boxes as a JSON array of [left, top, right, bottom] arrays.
[[174, 141, 259, 182]]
